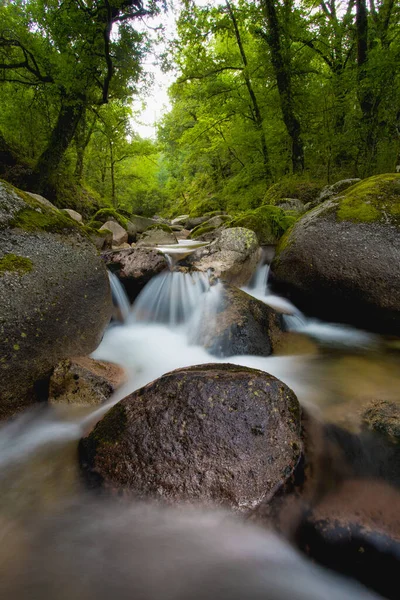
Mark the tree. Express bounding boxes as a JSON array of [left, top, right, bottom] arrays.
[[0, 0, 159, 194]]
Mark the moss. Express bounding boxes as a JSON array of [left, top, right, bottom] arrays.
[[336, 174, 400, 225], [0, 253, 33, 277], [189, 196, 223, 218], [93, 208, 129, 229], [263, 177, 324, 205], [87, 219, 103, 230], [189, 223, 217, 239], [11, 207, 78, 233], [144, 223, 174, 233], [229, 205, 296, 244]]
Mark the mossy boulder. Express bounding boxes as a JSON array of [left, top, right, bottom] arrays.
[[0, 180, 112, 418], [136, 225, 177, 247], [80, 363, 302, 511], [194, 284, 283, 357], [263, 178, 324, 205], [229, 206, 297, 245], [187, 227, 261, 287], [269, 174, 400, 334], [91, 208, 129, 229]]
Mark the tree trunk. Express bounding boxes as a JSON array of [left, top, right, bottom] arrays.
[[74, 109, 96, 183], [356, 0, 378, 175], [260, 0, 304, 174], [31, 94, 85, 194], [225, 0, 272, 180]]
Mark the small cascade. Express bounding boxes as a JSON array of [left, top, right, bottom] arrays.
[[242, 252, 378, 349], [156, 239, 209, 269], [108, 270, 131, 322], [130, 269, 211, 327]]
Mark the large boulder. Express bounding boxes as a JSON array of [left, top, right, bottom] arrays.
[[194, 284, 283, 357], [102, 247, 168, 301], [228, 206, 296, 245], [0, 180, 112, 418], [62, 208, 83, 223], [80, 364, 302, 511], [315, 178, 361, 206], [270, 174, 400, 334], [100, 220, 128, 246], [136, 225, 178, 247], [187, 227, 261, 287], [127, 215, 158, 237]]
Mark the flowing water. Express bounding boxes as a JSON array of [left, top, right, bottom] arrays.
[[0, 244, 399, 599]]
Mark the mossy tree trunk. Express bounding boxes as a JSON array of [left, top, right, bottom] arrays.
[[30, 94, 85, 195]]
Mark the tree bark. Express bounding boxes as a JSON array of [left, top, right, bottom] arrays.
[[260, 0, 304, 174], [30, 94, 85, 194], [356, 0, 378, 175], [225, 0, 272, 179]]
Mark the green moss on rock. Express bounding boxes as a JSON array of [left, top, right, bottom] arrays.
[[11, 207, 78, 233], [0, 254, 33, 276], [229, 206, 296, 244], [336, 174, 400, 225], [92, 208, 129, 229], [144, 223, 174, 233], [189, 223, 217, 239], [263, 178, 323, 205]]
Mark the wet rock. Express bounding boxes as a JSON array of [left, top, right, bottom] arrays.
[[171, 214, 189, 225], [0, 180, 112, 419], [49, 357, 125, 406], [136, 226, 177, 247], [184, 216, 209, 230], [296, 478, 400, 600], [100, 221, 128, 246], [362, 400, 400, 443], [188, 227, 261, 287], [80, 364, 302, 511], [127, 215, 158, 238], [102, 247, 168, 301], [270, 174, 400, 334], [62, 208, 83, 223], [194, 284, 283, 357]]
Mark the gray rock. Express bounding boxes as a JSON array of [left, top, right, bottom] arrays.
[[102, 247, 168, 301], [194, 284, 283, 357], [0, 179, 112, 418], [62, 208, 83, 223], [315, 179, 361, 206], [49, 357, 125, 406], [80, 363, 302, 511], [171, 214, 189, 225], [185, 216, 209, 230], [275, 198, 305, 214], [127, 216, 158, 237], [188, 227, 261, 287], [100, 220, 128, 246], [136, 226, 178, 247], [270, 174, 400, 334]]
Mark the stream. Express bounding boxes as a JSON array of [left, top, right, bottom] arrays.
[[0, 242, 399, 599]]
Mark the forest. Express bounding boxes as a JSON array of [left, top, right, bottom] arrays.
[[0, 0, 399, 220]]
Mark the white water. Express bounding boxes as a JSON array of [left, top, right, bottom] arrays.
[[243, 254, 379, 350], [108, 270, 131, 322], [0, 247, 395, 600]]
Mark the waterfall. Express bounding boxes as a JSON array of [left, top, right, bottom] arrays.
[[108, 270, 131, 322]]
